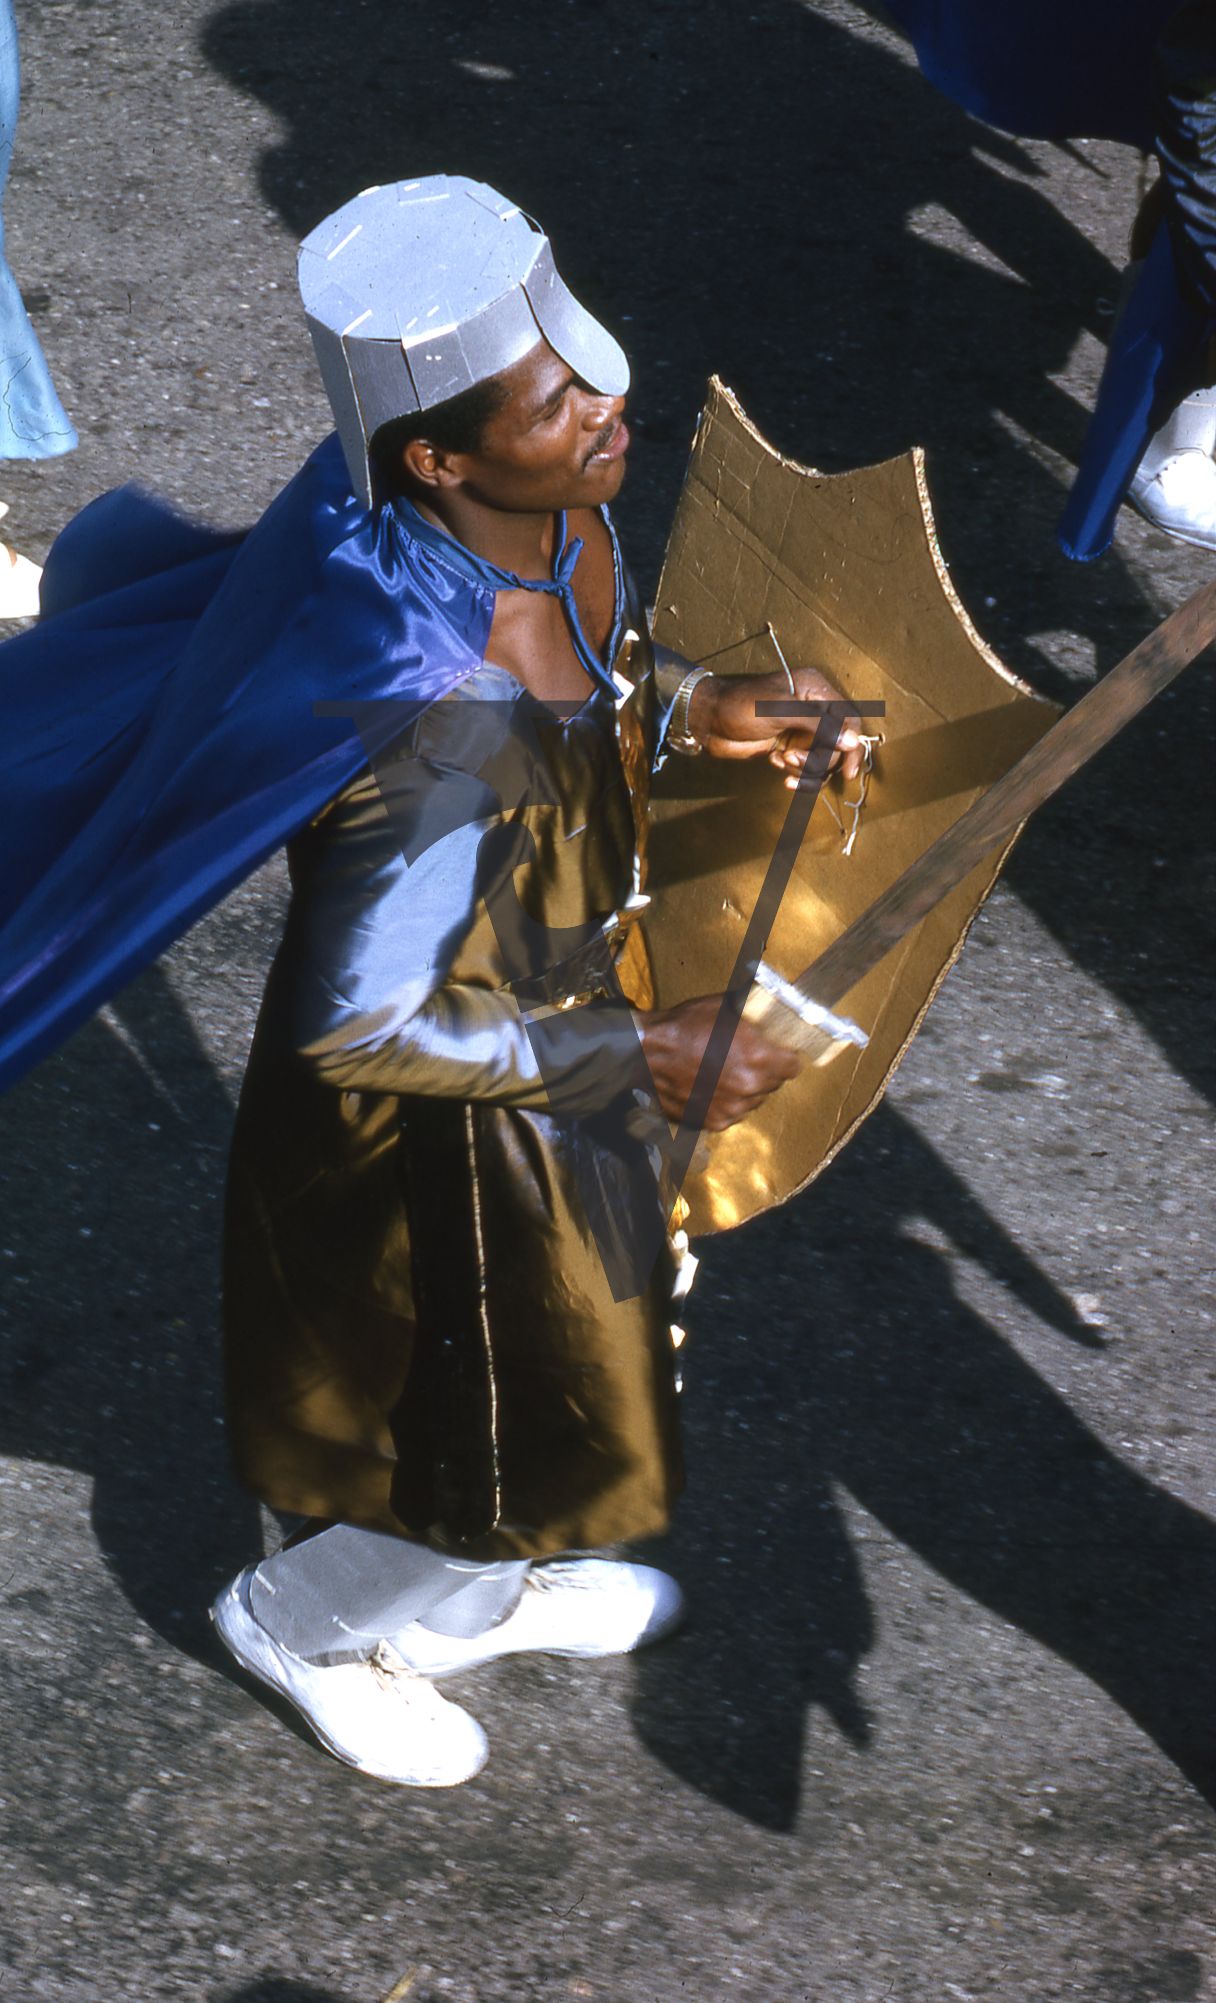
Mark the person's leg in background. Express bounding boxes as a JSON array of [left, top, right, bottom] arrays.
[[0, 0, 77, 618]]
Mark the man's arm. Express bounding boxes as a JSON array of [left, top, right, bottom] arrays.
[[652, 642, 864, 783], [283, 755, 641, 1116], [282, 744, 796, 1133]]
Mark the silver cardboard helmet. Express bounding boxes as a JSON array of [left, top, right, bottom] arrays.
[[298, 175, 630, 507]]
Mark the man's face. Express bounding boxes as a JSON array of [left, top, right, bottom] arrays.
[[435, 339, 629, 513]]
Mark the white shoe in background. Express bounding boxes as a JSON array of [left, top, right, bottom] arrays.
[[0, 541, 42, 618], [390, 1557, 686, 1678], [211, 1566, 489, 1787], [1128, 386, 1216, 551]]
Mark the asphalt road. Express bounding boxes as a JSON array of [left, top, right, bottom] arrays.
[[0, 3, 1213, 2001]]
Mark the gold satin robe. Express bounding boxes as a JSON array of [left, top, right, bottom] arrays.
[[223, 639, 686, 1562]]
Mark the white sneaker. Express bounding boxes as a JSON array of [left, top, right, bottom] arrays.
[[1128, 386, 1216, 551], [389, 1558, 685, 1678], [1129, 448, 1216, 549], [210, 1567, 489, 1786], [0, 543, 42, 618]]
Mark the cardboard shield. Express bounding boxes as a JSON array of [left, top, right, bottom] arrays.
[[646, 380, 1060, 1236]]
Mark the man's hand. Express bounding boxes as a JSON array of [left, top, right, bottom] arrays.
[[686, 667, 865, 785], [638, 995, 799, 1132]]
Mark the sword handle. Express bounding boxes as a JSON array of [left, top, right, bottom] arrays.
[[743, 961, 869, 1064]]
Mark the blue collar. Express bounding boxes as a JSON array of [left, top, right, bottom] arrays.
[[390, 497, 624, 695]]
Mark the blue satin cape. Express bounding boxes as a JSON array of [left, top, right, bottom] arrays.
[[0, 435, 614, 1093]]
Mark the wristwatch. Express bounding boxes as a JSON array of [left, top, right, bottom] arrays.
[[666, 665, 715, 756]]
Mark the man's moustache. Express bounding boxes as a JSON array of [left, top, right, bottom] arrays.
[[585, 422, 619, 462]]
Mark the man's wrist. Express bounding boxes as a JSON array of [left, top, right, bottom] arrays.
[[686, 672, 719, 746], [666, 666, 717, 755]]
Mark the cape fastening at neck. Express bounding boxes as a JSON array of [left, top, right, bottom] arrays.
[[0, 434, 619, 1093]]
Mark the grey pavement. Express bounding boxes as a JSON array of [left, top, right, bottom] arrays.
[[0, 3, 1213, 2000]]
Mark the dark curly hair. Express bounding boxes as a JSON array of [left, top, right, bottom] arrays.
[[368, 374, 511, 503]]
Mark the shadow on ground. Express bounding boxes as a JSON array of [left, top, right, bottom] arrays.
[[3, 978, 1210, 1831], [631, 1101, 1216, 1827], [0, 964, 262, 1659]]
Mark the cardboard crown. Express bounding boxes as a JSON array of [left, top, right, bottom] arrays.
[[298, 175, 630, 507]]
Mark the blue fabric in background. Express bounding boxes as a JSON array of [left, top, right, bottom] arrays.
[[0, 435, 493, 1091], [0, 0, 76, 459], [1058, 223, 1207, 560], [880, 0, 1178, 146], [882, 0, 1215, 560]]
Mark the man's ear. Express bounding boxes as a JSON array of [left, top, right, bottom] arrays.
[[401, 437, 462, 491]]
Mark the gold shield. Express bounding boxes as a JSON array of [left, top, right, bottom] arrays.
[[646, 380, 1059, 1236]]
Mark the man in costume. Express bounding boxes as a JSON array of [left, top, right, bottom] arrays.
[[0, 178, 858, 1789], [201, 176, 864, 1786]]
